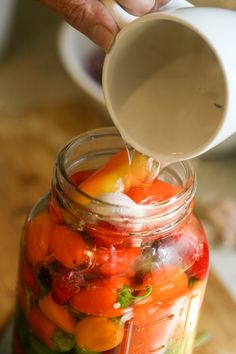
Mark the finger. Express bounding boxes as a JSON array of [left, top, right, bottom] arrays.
[[118, 0, 155, 16], [39, 0, 119, 52], [153, 0, 171, 10]]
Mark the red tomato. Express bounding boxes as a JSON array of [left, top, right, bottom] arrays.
[[70, 276, 129, 317], [127, 180, 178, 205], [187, 240, 209, 280], [182, 214, 209, 280], [51, 265, 84, 305], [86, 222, 127, 247], [95, 247, 141, 277]]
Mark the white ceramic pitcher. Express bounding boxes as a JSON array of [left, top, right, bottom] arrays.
[[102, 0, 236, 161]]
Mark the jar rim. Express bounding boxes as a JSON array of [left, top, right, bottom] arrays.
[[55, 127, 196, 222]]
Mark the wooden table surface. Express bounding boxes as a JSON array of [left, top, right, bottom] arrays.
[[0, 1, 235, 353]]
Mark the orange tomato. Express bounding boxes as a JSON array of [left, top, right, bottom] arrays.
[[75, 316, 124, 352], [70, 276, 129, 317], [49, 225, 87, 269], [39, 292, 76, 334], [26, 212, 52, 265]]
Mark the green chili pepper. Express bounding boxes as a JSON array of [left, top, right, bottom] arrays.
[[117, 285, 152, 308]]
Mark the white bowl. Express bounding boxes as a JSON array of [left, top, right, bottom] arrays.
[[0, 0, 16, 56], [58, 22, 107, 116]]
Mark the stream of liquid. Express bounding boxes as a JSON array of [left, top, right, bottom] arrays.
[[124, 142, 166, 185]]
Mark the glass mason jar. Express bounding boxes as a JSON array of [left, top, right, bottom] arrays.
[[13, 127, 209, 354]]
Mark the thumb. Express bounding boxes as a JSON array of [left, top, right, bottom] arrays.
[[118, 0, 155, 15]]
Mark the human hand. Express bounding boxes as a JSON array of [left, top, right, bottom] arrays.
[[39, 0, 170, 52]]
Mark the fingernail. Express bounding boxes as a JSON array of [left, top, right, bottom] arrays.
[[93, 24, 115, 52]]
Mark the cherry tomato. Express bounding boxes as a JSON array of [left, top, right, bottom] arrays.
[[51, 265, 83, 305], [127, 179, 178, 205], [95, 246, 141, 277], [86, 221, 127, 247], [187, 240, 209, 280], [70, 276, 129, 317], [26, 212, 52, 265], [137, 265, 189, 305], [27, 306, 57, 350], [75, 316, 124, 352], [39, 292, 76, 334], [49, 225, 87, 269]]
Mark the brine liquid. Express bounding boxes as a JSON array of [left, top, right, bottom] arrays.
[[124, 143, 162, 185]]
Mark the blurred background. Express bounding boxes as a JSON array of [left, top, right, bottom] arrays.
[[0, 0, 235, 353]]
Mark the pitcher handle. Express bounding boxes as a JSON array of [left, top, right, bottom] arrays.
[[101, 0, 194, 28]]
